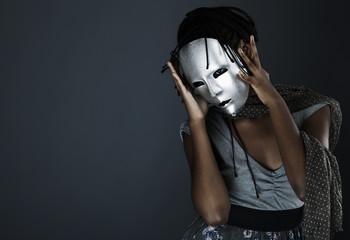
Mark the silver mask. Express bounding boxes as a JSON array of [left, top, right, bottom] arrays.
[[178, 38, 249, 116]]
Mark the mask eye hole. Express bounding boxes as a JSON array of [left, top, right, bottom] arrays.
[[213, 68, 228, 78], [193, 81, 204, 88]]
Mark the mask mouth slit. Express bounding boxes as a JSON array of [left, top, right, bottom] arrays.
[[219, 98, 231, 107]]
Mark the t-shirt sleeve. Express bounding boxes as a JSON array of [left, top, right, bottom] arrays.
[[179, 120, 191, 142], [292, 101, 329, 129]]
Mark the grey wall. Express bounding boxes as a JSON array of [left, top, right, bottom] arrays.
[[1, 0, 348, 239]]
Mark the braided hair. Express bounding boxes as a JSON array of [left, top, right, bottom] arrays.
[[161, 6, 259, 75], [162, 7, 261, 198]]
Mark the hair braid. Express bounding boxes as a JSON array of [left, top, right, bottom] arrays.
[[162, 6, 258, 74]]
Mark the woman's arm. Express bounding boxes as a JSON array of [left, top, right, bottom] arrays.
[[182, 121, 230, 226], [237, 36, 331, 201], [266, 99, 330, 201], [167, 62, 230, 226], [264, 92, 307, 200]]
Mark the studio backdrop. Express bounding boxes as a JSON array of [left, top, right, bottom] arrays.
[[0, 0, 348, 239]]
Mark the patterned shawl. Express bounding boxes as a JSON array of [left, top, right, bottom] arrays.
[[213, 84, 343, 239]]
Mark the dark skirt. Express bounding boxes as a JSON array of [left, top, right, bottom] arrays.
[[181, 216, 304, 240]]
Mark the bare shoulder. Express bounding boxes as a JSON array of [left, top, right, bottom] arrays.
[[301, 105, 331, 149]]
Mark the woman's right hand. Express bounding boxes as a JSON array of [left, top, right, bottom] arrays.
[[167, 61, 208, 121]]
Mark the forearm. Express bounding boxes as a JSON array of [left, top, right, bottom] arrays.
[[266, 90, 306, 200], [236, 35, 306, 199], [189, 119, 231, 226]]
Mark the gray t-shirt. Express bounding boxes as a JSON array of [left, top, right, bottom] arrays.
[[179, 102, 328, 211]]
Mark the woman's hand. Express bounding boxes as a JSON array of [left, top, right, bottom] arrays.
[[167, 61, 208, 121], [237, 35, 279, 106], [239, 36, 308, 199]]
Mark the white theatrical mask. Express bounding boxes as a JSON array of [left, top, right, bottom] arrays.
[[178, 38, 249, 116]]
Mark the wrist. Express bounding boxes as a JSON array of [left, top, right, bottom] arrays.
[[189, 118, 206, 127], [266, 92, 286, 111], [263, 87, 283, 107]]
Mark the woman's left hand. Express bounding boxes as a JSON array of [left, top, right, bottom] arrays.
[[237, 35, 279, 105]]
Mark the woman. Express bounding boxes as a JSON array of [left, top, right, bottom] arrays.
[[162, 7, 342, 240]]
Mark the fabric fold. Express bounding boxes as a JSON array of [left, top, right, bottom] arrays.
[[301, 131, 342, 239]]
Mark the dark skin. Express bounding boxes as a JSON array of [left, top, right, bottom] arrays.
[[167, 35, 331, 226]]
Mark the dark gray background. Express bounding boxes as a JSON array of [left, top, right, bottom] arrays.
[[1, 0, 348, 239]]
